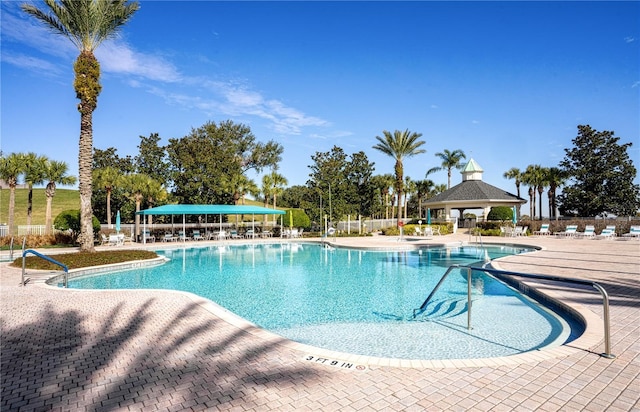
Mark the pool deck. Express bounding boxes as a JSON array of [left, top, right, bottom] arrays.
[[1, 233, 639, 411]]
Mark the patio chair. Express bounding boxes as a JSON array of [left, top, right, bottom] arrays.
[[100, 234, 109, 245], [108, 234, 123, 246], [576, 225, 596, 239], [430, 225, 441, 235], [596, 228, 616, 240], [192, 230, 205, 241], [143, 230, 156, 243], [229, 230, 241, 239], [298, 228, 304, 237], [622, 226, 640, 239], [555, 225, 578, 238], [244, 229, 255, 239], [216, 230, 229, 240], [533, 224, 551, 236], [178, 230, 189, 241], [162, 233, 177, 242]]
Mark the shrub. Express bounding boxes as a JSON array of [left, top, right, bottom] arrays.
[[285, 208, 311, 230], [487, 206, 514, 221], [54, 210, 101, 242]]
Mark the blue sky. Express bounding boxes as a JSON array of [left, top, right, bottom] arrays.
[[2, 1, 639, 214]]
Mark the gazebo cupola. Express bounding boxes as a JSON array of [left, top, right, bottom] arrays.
[[461, 158, 484, 181]]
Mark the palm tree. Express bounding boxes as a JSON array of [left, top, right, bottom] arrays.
[[404, 176, 416, 219], [503, 167, 522, 217], [43, 160, 77, 234], [143, 177, 167, 226], [92, 166, 121, 226], [0, 153, 25, 235], [522, 165, 545, 219], [372, 129, 426, 226], [545, 167, 565, 219], [269, 170, 288, 224], [122, 173, 154, 239], [414, 179, 435, 220], [261, 174, 274, 226], [23, 0, 140, 252], [428, 149, 466, 189], [22, 153, 48, 228]]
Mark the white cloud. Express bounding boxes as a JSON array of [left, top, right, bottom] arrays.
[[624, 36, 635, 43], [96, 41, 181, 82]]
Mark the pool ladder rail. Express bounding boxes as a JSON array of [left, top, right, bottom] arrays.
[[413, 264, 615, 360]]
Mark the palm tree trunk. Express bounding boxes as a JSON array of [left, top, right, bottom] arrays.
[[45, 195, 53, 235], [8, 185, 16, 235], [78, 110, 95, 251], [106, 189, 112, 226], [27, 184, 34, 227]]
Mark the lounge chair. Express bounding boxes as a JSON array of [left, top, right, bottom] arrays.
[[514, 226, 528, 236], [555, 225, 578, 238], [244, 229, 255, 239], [216, 230, 229, 240], [229, 230, 241, 239], [622, 226, 640, 239], [178, 230, 189, 241], [162, 233, 177, 242], [143, 230, 155, 243], [533, 224, 551, 236], [108, 234, 123, 246], [576, 225, 596, 239], [298, 228, 304, 238], [261, 230, 272, 238], [192, 230, 205, 241], [596, 228, 616, 240]]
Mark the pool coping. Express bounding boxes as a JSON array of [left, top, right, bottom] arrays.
[[18, 240, 607, 369]]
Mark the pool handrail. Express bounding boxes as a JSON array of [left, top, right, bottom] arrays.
[[413, 264, 615, 359], [22, 249, 69, 288]]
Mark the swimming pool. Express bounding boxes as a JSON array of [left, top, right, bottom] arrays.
[[61, 243, 572, 360]]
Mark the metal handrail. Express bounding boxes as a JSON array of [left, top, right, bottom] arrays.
[[413, 264, 615, 359], [22, 249, 69, 288]]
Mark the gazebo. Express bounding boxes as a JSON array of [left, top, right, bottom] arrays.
[[424, 159, 526, 226]]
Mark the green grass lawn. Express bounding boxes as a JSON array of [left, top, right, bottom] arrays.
[[0, 188, 79, 226]]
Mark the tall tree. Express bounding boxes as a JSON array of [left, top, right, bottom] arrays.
[[93, 166, 121, 226], [268, 169, 288, 224], [428, 149, 466, 189], [503, 167, 523, 218], [558, 125, 640, 216], [404, 176, 416, 219], [122, 173, 159, 238], [43, 160, 77, 234], [545, 167, 565, 219], [135, 133, 169, 185], [0, 153, 25, 235], [414, 179, 435, 220], [22, 153, 48, 228], [23, 0, 140, 252], [166, 120, 282, 205], [522, 164, 545, 219], [372, 129, 426, 226]]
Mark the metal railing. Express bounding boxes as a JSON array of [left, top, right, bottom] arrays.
[[22, 249, 69, 288], [413, 264, 615, 359]]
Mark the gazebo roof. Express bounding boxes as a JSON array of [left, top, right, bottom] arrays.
[[425, 180, 525, 206]]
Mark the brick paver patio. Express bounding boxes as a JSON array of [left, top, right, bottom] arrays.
[[1, 233, 639, 411]]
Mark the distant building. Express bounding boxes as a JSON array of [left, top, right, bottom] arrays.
[[424, 158, 525, 222]]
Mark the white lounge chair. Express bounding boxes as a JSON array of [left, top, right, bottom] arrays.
[[162, 233, 177, 242], [596, 228, 616, 240], [555, 225, 578, 238], [178, 230, 189, 241], [192, 230, 205, 241], [576, 225, 596, 239], [622, 226, 640, 239], [533, 224, 551, 236]]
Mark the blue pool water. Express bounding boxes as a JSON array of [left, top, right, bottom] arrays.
[[63, 243, 571, 360]]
